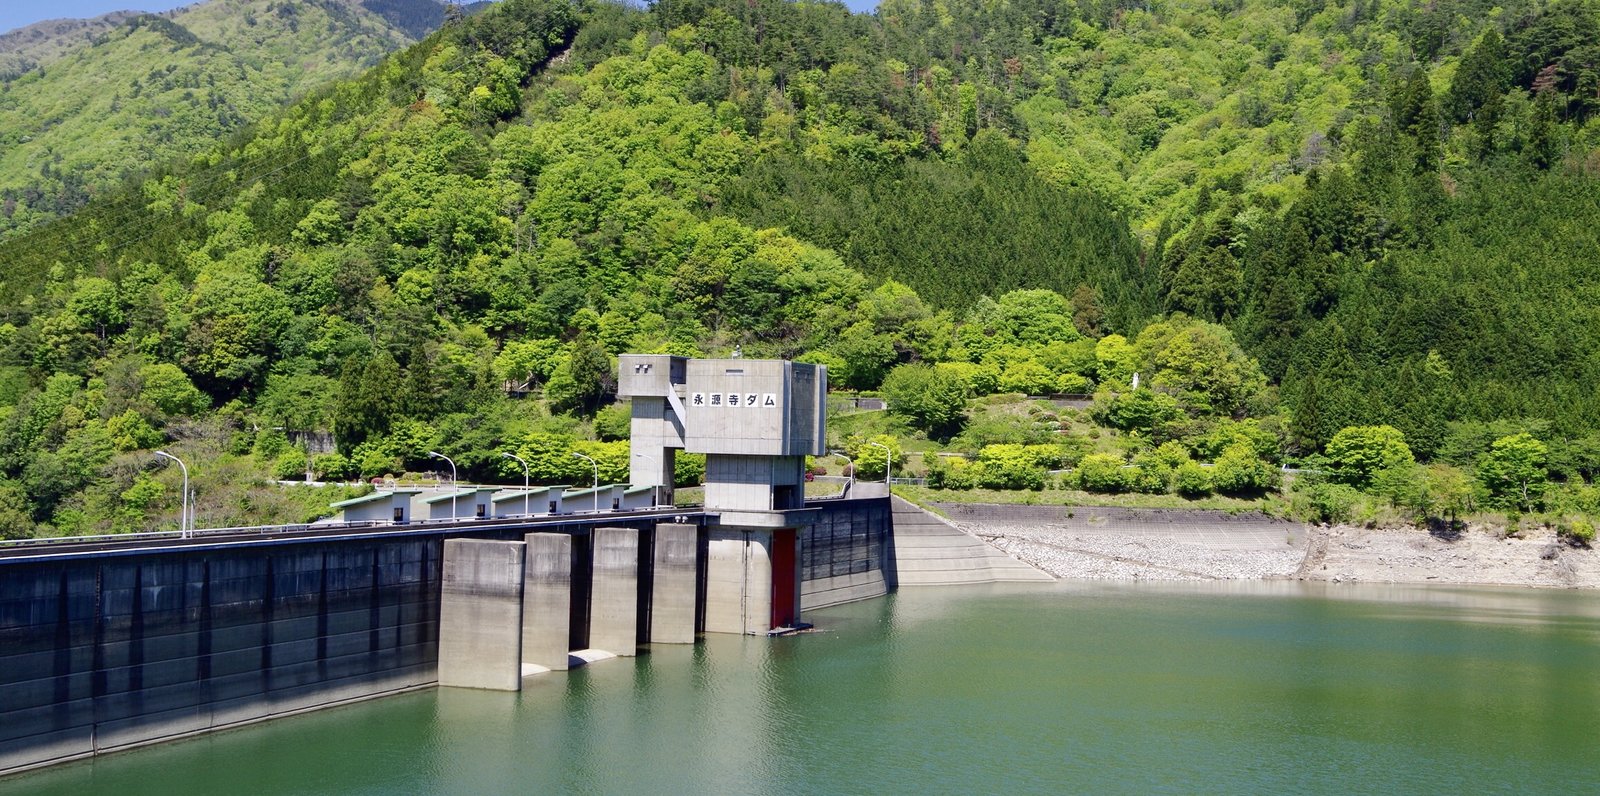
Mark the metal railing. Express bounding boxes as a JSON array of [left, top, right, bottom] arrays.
[[0, 505, 705, 550]]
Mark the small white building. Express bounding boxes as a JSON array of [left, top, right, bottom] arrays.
[[495, 485, 569, 516], [420, 487, 501, 521], [563, 484, 624, 512], [329, 489, 422, 524], [620, 484, 664, 510]]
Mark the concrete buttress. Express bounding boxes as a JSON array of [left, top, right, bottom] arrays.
[[521, 532, 573, 671], [649, 523, 698, 643], [438, 539, 526, 691], [589, 527, 640, 656]]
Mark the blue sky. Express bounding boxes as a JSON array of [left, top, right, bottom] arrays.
[[1, 2, 190, 35], [1, 0, 880, 37]]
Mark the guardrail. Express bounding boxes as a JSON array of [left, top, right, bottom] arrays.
[[0, 505, 707, 550]]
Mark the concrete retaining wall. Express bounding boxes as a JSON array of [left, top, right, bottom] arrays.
[[800, 497, 894, 610]]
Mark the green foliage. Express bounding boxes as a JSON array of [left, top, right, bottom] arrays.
[[0, 0, 430, 240], [1092, 389, 1182, 435], [1077, 453, 1130, 494], [1210, 442, 1279, 495], [274, 448, 309, 481], [1561, 517, 1596, 547], [882, 363, 969, 438], [673, 452, 706, 488], [1172, 461, 1212, 498], [1478, 433, 1550, 511], [1291, 479, 1364, 525], [0, 0, 1597, 534], [845, 434, 903, 480], [593, 403, 632, 442], [1326, 426, 1416, 490]]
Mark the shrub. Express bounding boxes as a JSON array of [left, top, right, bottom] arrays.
[[593, 403, 632, 441], [1125, 465, 1167, 494], [274, 448, 308, 480], [313, 453, 354, 481], [1077, 453, 1129, 493], [1211, 442, 1279, 494], [1292, 480, 1363, 524], [1092, 388, 1183, 434], [1561, 517, 1596, 547], [1173, 461, 1212, 497], [673, 452, 705, 487]]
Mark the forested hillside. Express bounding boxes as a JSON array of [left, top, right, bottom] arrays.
[[0, 0, 1596, 538], [0, 0, 450, 241], [0, 11, 142, 80]]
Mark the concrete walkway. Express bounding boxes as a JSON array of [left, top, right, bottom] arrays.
[[891, 497, 1054, 585]]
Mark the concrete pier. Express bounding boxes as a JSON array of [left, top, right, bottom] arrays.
[[438, 539, 525, 691], [589, 527, 640, 656], [521, 532, 573, 671], [650, 523, 699, 643], [704, 530, 772, 635]]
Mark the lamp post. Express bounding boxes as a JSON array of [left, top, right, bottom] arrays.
[[501, 452, 531, 516], [572, 452, 599, 512], [832, 450, 854, 496], [154, 450, 190, 538], [428, 451, 457, 519], [866, 441, 892, 488]]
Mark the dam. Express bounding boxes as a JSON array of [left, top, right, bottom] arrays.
[[0, 354, 1060, 777], [0, 355, 920, 775]]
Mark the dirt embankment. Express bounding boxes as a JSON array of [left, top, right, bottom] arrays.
[[1301, 525, 1600, 589], [955, 509, 1600, 589]]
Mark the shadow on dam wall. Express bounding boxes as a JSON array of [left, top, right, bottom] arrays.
[[0, 535, 447, 775], [0, 498, 894, 776]]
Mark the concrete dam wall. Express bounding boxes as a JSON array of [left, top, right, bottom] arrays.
[[0, 534, 443, 775], [0, 499, 895, 776]]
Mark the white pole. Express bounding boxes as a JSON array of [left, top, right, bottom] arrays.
[[572, 452, 598, 512], [867, 441, 892, 487], [428, 451, 457, 519], [155, 451, 190, 538], [502, 452, 531, 516]]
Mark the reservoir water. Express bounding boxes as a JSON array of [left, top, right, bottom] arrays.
[[6, 581, 1600, 794]]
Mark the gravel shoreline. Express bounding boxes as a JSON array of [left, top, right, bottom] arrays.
[[955, 518, 1600, 588], [956, 521, 1304, 581]]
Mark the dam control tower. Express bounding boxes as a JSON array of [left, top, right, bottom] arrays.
[[618, 354, 826, 633]]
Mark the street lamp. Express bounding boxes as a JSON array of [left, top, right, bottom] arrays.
[[154, 450, 190, 538], [428, 451, 457, 519], [501, 452, 530, 516], [866, 441, 892, 487], [571, 452, 599, 512], [831, 450, 854, 496]]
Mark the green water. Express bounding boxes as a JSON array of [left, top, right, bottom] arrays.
[[8, 581, 1600, 795]]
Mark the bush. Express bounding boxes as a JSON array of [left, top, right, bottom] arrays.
[[1092, 388, 1183, 434], [1077, 453, 1129, 493], [1561, 517, 1595, 547], [1125, 465, 1167, 494], [313, 452, 354, 481], [1211, 442, 1279, 495], [274, 448, 308, 480], [1292, 480, 1364, 524], [1173, 461, 1212, 497]]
